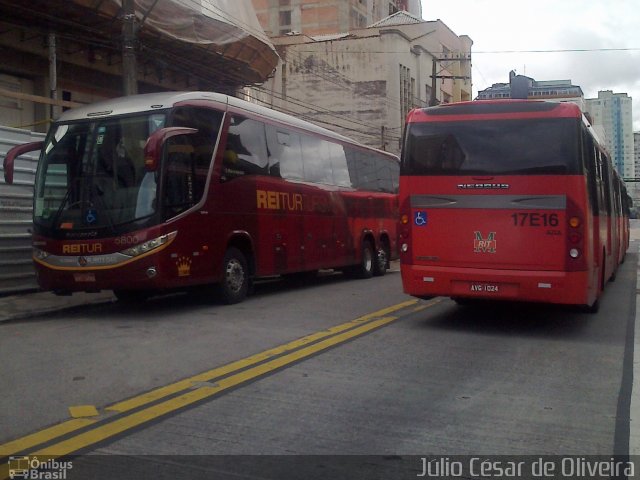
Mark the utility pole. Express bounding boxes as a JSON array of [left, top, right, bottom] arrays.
[[48, 32, 59, 122], [430, 56, 471, 106], [429, 58, 437, 106], [122, 0, 138, 95]]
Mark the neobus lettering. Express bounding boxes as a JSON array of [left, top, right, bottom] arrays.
[[256, 190, 303, 211], [62, 243, 103, 254]]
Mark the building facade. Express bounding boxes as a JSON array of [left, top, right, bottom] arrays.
[[476, 73, 586, 111], [633, 132, 640, 211], [585, 91, 635, 179], [0, 0, 278, 132], [251, 0, 422, 36], [245, 13, 472, 154]]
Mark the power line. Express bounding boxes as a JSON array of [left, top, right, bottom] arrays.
[[294, 47, 639, 55], [473, 47, 640, 54]]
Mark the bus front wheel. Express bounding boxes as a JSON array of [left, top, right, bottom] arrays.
[[218, 247, 249, 304], [114, 289, 150, 304]]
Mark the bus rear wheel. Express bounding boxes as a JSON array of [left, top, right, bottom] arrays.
[[218, 247, 249, 304], [357, 240, 375, 279], [373, 243, 389, 277]]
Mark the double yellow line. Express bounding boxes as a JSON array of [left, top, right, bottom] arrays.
[[0, 298, 436, 478]]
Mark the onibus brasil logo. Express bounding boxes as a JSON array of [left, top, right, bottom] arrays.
[[8, 456, 72, 479]]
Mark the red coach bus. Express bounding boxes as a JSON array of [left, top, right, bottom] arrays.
[[399, 100, 630, 312], [4, 92, 399, 303]]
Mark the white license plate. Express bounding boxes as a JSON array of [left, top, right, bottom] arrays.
[[73, 272, 96, 282], [470, 283, 499, 293]]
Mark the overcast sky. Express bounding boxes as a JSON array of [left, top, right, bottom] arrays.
[[419, 0, 640, 130]]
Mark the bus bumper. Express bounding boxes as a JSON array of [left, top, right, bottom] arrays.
[[401, 264, 593, 307], [33, 254, 179, 293]]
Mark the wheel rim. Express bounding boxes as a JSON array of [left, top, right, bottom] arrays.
[[225, 258, 245, 293], [377, 248, 387, 270], [363, 247, 373, 271]]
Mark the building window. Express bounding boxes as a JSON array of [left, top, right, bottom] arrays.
[[400, 64, 414, 121], [279, 10, 291, 27]]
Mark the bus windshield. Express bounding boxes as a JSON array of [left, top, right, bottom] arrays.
[[402, 117, 581, 176], [34, 107, 223, 235], [34, 113, 167, 232]]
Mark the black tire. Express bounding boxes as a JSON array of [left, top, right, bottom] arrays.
[[357, 240, 375, 279], [218, 247, 249, 304], [583, 297, 600, 314], [373, 243, 389, 277], [113, 289, 150, 304]]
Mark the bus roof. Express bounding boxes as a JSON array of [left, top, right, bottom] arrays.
[[56, 91, 397, 158], [406, 99, 584, 123]]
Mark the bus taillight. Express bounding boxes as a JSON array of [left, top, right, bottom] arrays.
[[569, 216, 581, 228], [568, 232, 582, 244], [566, 208, 586, 270]]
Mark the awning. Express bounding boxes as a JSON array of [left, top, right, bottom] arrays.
[[0, 0, 279, 88]]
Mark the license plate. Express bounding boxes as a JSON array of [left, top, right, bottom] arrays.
[[73, 272, 96, 282], [470, 283, 499, 293]]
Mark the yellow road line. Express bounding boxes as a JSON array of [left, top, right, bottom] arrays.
[[0, 419, 96, 456], [107, 298, 418, 413], [31, 315, 400, 458], [0, 297, 429, 474]]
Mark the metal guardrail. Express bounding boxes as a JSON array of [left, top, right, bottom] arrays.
[[0, 126, 45, 294]]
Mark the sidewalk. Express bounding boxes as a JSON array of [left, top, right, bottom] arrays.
[[0, 290, 114, 322]]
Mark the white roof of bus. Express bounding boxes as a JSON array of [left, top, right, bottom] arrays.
[[56, 91, 394, 157]]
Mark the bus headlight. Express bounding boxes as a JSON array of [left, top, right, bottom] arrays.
[[33, 248, 50, 260], [401, 243, 409, 252], [569, 248, 580, 259], [120, 231, 177, 257]]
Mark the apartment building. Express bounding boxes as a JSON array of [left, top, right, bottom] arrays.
[[586, 91, 635, 179]]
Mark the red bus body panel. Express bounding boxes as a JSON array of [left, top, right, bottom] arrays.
[[399, 175, 598, 306], [399, 100, 627, 309]]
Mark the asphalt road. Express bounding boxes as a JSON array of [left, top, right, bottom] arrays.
[[1, 247, 637, 479]]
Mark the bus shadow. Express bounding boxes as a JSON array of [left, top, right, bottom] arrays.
[[65, 269, 370, 320], [424, 299, 591, 339]]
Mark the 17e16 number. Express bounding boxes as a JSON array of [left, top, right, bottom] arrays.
[[511, 212, 559, 227]]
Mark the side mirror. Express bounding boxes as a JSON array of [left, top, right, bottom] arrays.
[[143, 127, 197, 172], [3, 141, 44, 184]]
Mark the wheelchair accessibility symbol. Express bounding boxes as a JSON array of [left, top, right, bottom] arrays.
[[414, 211, 427, 226], [85, 209, 97, 225]]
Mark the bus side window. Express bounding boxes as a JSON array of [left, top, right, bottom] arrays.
[[163, 137, 195, 218], [582, 128, 598, 214], [329, 143, 351, 187], [300, 134, 333, 184], [164, 107, 222, 219], [266, 125, 303, 180], [375, 154, 398, 193], [222, 116, 268, 181]]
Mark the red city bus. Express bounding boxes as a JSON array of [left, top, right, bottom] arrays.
[[399, 100, 630, 312], [4, 92, 399, 303]]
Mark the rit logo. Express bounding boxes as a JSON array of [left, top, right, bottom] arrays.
[[474, 231, 496, 253]]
